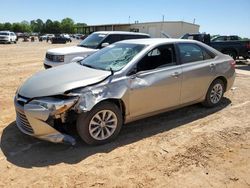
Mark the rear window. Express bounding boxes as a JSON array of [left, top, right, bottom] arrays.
[[178, 43, 215, 63]]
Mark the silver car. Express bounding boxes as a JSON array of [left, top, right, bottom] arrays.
[[14, 39, 235, 145]]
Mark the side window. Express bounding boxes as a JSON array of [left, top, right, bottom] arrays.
[[136, 44, 177, 72], [213, 36, 227, 42], [121, 35, 149, 40], [179, 43, 214, 63], [229, 36, 238, 41], [202, 48, 215, 60], [121, 35, 135, 40], [102, 34, 121, 44]]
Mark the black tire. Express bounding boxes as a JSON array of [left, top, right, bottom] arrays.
[[224, 50, 237, 60], [202, 79, 225, 107], [77, 101, 123, 145]]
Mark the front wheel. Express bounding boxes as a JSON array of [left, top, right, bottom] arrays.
[[77, 101, 123, 145], [202, 79, 225, 107]]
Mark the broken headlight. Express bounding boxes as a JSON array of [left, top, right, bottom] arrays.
[[29, 96, 79, 116]]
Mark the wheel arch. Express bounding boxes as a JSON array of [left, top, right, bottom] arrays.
[[210, 76, 228, 91], [90, 98, 126, 122], [215, 76, 227, 91]]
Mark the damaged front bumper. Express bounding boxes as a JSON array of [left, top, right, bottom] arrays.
[[14, 95, 78, 145]]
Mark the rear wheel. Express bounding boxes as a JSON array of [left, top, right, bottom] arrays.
[[202, 79, 225, 107], [77, 101, 123, 145]]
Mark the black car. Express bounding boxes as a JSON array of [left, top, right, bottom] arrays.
[[51, 34, 72, 44]]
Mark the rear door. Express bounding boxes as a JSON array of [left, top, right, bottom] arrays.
[[177, 43, 216, 104], [128, 44, 182, 118]]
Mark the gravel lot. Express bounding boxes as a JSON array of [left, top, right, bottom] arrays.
[[0, 41, 250, 188]]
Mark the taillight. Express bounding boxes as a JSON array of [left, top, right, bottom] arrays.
[[229, 60, 236, 68], [246, 42, 250, 49]]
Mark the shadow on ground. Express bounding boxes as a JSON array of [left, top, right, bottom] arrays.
[[0, 98, 231, 168]]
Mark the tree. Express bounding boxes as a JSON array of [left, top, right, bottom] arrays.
[[30, 19, 44, 33], [0, 18, 86, 34], [36, 19, 44, 32], [44, 19, 53, 33], [51, 21, 61, 34], [61, 18, 75, 33], [0, 23, 3, 30], [12, 23, 23, 32], [20, 21, 31, 32], [3, 22, 12, 30]]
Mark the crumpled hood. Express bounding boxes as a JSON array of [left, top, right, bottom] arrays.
[[47, 46, 97, 55], [18, 63, 111, 98]]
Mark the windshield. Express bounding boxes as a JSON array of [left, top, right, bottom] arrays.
[[80, 43, 146, 71], [0, 32, 9, 35], [78, 33, 107, 49]]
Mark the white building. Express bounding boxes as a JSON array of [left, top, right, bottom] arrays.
[[77, 21, 200, 38], [130, 21, 200, 38]]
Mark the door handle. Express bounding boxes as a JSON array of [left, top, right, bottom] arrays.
[[210, 63, 215, 68], [171, 72, 181, 77]]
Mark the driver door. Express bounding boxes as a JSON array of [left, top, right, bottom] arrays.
[[128, 44, 182, 118]]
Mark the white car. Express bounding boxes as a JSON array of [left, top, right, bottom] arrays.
[[39, 34, 55, 41], [0, 31, 17, 44], [44, 31, 150, 69]]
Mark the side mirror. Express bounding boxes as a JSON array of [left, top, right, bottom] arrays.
[[101, 42, 110, 48], [128, 66, 138, 76], [71, 56, 84, 63]]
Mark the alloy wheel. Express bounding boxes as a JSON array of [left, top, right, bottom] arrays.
[[89, 110, 118, 140], [210, 83, 223, 104]]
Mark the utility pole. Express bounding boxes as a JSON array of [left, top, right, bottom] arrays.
[[162, 15, 165, 22]]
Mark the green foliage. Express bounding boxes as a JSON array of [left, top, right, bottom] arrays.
[[0, 18, 86, 34], [61, 18, 75, 33], [3, 22, 12, 30]]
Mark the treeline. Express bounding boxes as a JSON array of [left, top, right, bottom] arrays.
[[0, 18, 86, 34]]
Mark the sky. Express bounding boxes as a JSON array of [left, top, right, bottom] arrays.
[[0, 0, 249, 37]]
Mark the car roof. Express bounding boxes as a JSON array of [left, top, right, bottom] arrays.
[[94, 31, 150, 36], [116, 38, 197, 45]]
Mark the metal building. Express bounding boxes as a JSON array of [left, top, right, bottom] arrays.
[[76, 21, 200, 38]]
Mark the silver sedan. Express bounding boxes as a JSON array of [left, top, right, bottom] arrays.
[[14, 39, 235, 145]]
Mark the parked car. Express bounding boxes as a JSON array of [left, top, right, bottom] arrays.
[[16, 32, 26, 41], [0, 31, 17, 44], [39, 34, 55, 41], [15, 38, 235, 145], [182, 33, 250, 60], [44, 31, 150, 69], [51, 34, 72, 44], [74, 34, 85, 39]]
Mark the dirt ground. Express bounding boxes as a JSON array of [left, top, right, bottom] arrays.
[[0, 41, 250, 188]]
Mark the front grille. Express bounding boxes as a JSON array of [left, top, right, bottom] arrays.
[[46, 53, 54, 61], [16, 110, 34, 134]]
